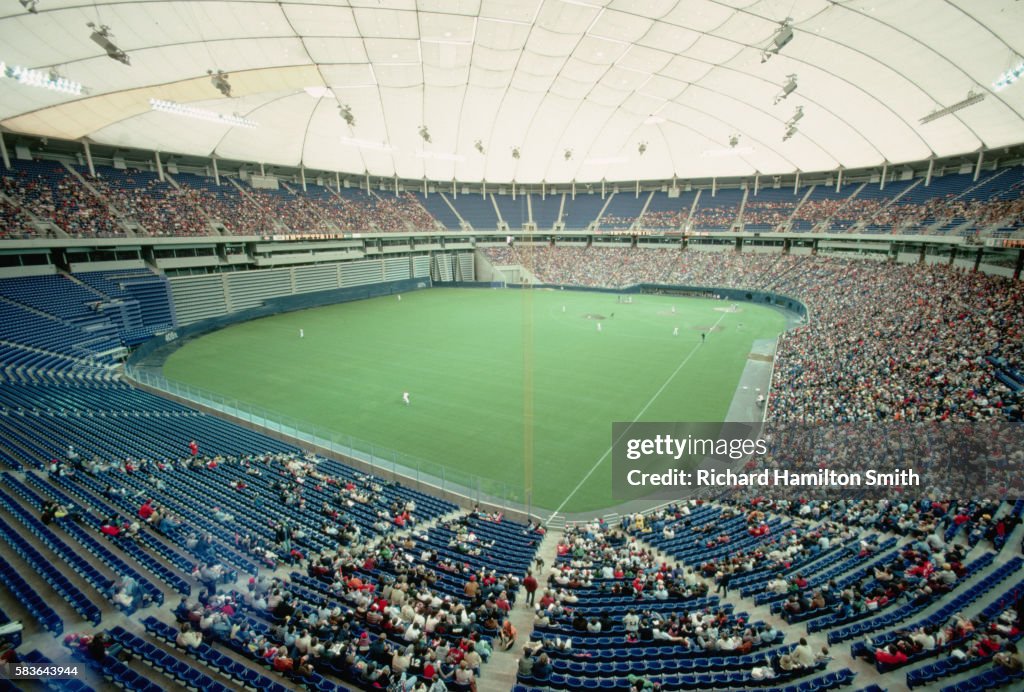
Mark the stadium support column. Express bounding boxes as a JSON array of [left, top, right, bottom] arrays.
[[82, 139, 95, 177], [973, 151, 984, 182], [880, 162, 887, 191], [212, 157, 220, 186], [974, 247, 982, 273], [0, 131, 9, 169], [154, 151, 164, 182], [925, 158, 934, 187], [1014, 249, 1023, 281], [301, 166, 307, 193]]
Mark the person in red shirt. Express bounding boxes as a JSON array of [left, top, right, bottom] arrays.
[[138, 500, 155, 522], [875, 645, 908, 666], [523, 571, 538, 606], [188, 440, 199, 457]]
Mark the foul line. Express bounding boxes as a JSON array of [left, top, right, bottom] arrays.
[[545, 310, 730, 525]]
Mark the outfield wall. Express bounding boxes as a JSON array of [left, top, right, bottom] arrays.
[[129, 276, 429, 370], [167, 253, 453, 326], [449, 281, 809, 320]]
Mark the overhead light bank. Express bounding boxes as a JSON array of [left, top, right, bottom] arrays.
[[0, 62, 82, 95], [149, 99, 257, 128]]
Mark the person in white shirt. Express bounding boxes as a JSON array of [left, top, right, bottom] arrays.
[[176, 624, 202, 649], [792, 638, 816, 667], [402, 391, 410, 406]]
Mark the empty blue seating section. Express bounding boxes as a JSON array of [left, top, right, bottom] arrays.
[[0, 504, 102, 625], [600, 191, 646, 229], [532, 192, 562, 229], [0, 269, 176, 379], [450, 194, 499, 229], [691, 188, 742, 231], [0, 556, 63, 635], [495, 193, 529, 229], [562, 193, 605, 229], [0, 381, 296, 465], [412, 190, 461, 229]]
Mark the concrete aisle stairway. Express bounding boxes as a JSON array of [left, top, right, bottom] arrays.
[[479, 528, 562, 692]]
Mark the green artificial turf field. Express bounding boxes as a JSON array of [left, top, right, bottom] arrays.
[[162, 288, 787, 513]]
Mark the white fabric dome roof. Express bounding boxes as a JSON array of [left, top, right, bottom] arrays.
[[2, 0, 1023, 183]]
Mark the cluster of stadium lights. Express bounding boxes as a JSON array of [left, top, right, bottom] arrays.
[[758, 13, 996, 132], [758, 19, 803, 142], [149, 99, 258, 128], [0, 62, 83, 95]]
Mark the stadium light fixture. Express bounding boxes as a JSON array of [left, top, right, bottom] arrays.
[[338, 104, 355, 127], [209, 70, 231, 97], [761, 18, 794, 63], [1, 62, 83, 95], [418, 125, 431, 143], [993, 60, 1024, 91], [19, 0, 38, 13], [474, 139, 485, 154], [511, 147, 520, 159], [638, 142, 647, 156], [149, 99, 257, 128], [775, 74, 798, 104], [564, 149, 573, 161], [783, 124, 798, 141], [919, 90, 985, 124], [787, 105, 804, 127], [87, 23, 129, 65]]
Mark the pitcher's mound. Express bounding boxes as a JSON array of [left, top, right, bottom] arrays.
[[583, 313, 606, 320]]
